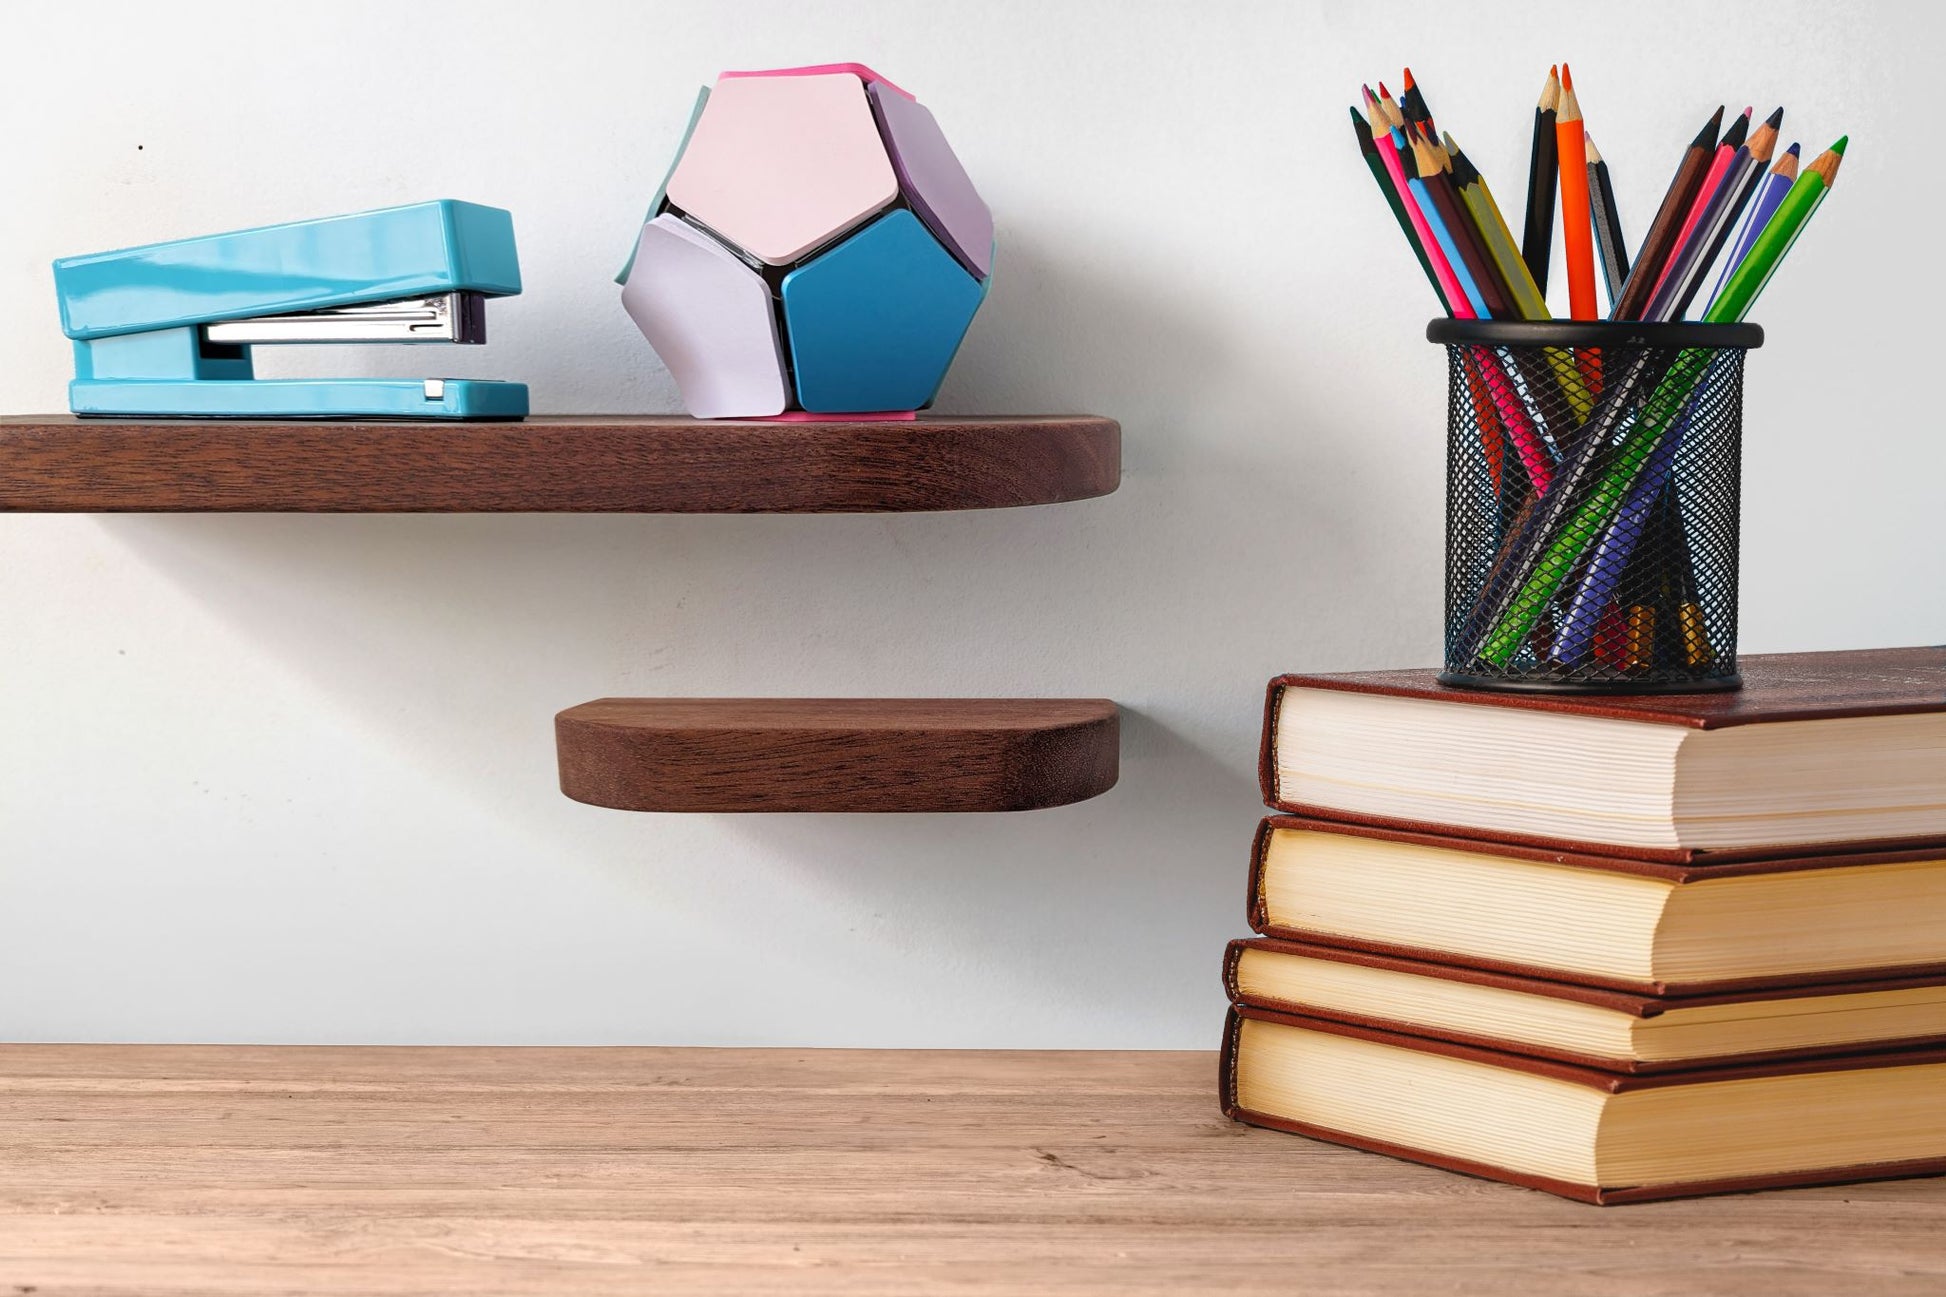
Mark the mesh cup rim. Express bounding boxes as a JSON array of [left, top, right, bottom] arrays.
[[1427, 319, 1764, 350]]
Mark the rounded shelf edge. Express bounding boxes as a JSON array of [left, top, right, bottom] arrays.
[[0, 414, 1120, 513], [554, 697, 1121, 812]]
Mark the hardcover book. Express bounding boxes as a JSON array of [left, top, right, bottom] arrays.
[[1226, 936, 1946, 1072], [1259, 646, 1946, 862], [1246, 816, 1946, 995], [1221, 1004, 1946, 1204]]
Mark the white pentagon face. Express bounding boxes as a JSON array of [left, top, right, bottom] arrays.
[[666, 73, 899, 266], [620, 215, 788, 418]]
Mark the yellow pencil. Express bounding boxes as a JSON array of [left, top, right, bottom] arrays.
[[1445, 132, 1594, 422]]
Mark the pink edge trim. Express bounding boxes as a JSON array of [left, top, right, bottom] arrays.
[[737, 409, 919, 422], [719, 63, 915, 99]]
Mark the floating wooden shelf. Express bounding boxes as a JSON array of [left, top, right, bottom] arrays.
[[555, 697, 1119, 812], [0, 414, 1118, 513]]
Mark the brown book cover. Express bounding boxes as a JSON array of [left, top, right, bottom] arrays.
[[1259, 646, 1946, 863], [1218, 1003, 1946, 1205], [1224, 936, 1946, 1073], [1245, 815, 1946, 996]]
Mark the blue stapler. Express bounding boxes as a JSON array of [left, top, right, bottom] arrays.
[[54, 200, 528, 419]]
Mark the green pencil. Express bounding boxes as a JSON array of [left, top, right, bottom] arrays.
[[1471, 138, 1847, 666], [1706, 137, 1845, 324], [1352, 105, 1441, 300]]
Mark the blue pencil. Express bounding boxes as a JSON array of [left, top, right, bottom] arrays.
[[1404, 137, 1493, 318], [1710, 143, 1800, 309]]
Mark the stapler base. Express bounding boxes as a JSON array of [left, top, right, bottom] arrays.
[[69, 378, 529, 421]]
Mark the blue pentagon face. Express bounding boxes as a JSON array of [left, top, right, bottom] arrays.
[[779, 208, 985, 413]]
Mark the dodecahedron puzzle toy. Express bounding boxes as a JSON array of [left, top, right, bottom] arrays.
[[618, 64, 993, 418]]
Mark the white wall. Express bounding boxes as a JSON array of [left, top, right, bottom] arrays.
[[0, 0, 1933, 1046]]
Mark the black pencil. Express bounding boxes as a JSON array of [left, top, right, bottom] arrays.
[[1585, 133, 1629, 312], [1400, 66, 1433, 136], [1522, 66, 1561, 298]]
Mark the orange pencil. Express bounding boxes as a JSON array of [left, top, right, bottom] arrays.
[[1554, 65, 1597, 320]]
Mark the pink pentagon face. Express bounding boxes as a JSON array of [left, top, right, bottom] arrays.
[[667, 73, 899, 266], [620, 215, 788, 418]]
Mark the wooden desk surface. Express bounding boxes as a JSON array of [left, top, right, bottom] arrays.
[[2, 1045, 1942, 1295]]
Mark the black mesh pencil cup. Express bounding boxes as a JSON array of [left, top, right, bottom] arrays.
[[1430, 319, 1764, 693]]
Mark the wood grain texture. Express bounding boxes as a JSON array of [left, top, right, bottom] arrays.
[[0, 414, 1119, 513], [555, 697, 1120, 812], [0, 1045, 1942, 1297]]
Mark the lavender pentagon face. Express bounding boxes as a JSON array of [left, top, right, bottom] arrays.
[[869, 83, 993, 281]]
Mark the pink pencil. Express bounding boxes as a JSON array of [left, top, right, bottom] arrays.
[[1644, 107, 1751, 309], [1361, 89, 1551, 489], [1364, 87, 1474, 318], [1470, 349, 1554, 493]]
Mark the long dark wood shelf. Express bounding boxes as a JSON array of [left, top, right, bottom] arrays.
[[0, 414, 1119, 513], [556, 697, 1119, 812]]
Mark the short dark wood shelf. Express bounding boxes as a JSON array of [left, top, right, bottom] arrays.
[[556, 698, 1119, 813], [0, 414, 1119, 513]]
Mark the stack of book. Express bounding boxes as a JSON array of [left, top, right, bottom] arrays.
[[1220, 646, 1946, 1204]]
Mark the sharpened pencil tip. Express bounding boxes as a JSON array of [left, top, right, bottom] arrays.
[[1764, 106, 1784, 128], [1833, 135, 1848, 154], [1378, 81, 1391, 98], [1786, 141, 1801, 156], [1403, 67, 1416, 90]]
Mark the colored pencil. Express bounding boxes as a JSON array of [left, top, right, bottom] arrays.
[[1415, 129, 1515, 319], [1710, 141, 1799, 309], [1399, 166, 1558, 491], [1462, 342, 1508, 496], [1641, 107, 1752, 314], [1610, 106, 1723, 320], [1522, 67, 1561, 298], [1403, 140, 1492, 317], [1584, 134, 1629, 311], [1651, 107, 1781, 321], [1375, 81, 1405, 132], [1662, 487, 1713, 667], [1367, 85, 1560, 490], [1363, 88, 1472, 316], [1469, 141, 1845, 665], [1553, 65, 1598, 320], [1550, 352, 1727, 665], [1445, 133, 1549, 321], [1709, 137, 1845, 323], [1448, 132, 1602, 423], [1400, 66, 1434, 137], [1354, 106, 1442, 301]]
